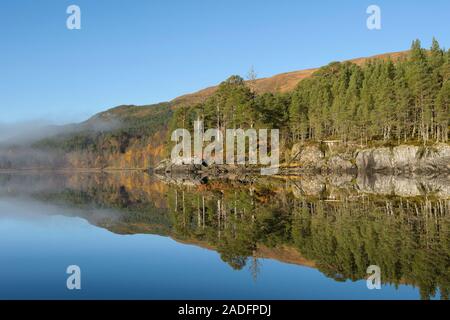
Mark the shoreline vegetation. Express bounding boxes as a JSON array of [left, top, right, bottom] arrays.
[[0, 38, 449, 173]]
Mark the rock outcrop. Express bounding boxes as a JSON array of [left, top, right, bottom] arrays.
[[290, 144, 325, 168], [289, 143, 355, 173], [154, 143, 450, 176], [356, 143, 450, 173]]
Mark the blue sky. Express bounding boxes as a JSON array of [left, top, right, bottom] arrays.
[[1, 0, 449, 123]]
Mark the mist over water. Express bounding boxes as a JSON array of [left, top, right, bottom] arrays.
[[0, 118, 121, 146], [0, 121, 66, 145], [0, 117, 123, 170]]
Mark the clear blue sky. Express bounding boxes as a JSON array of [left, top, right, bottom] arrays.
[[1, 0, 449, 123]]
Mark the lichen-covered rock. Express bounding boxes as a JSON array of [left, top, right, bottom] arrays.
[[290, 144, 324, 168], [416, 143, 450, 172], [356, 144, 450, 173], [392, 145, 419, 170], [356, 147, 397, 172]]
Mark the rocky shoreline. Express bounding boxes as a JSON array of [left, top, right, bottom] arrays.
[[155, 143, 450, 175], [154, 143, 450, 199]]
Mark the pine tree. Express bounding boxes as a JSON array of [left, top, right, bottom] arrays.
[[345, 65, 363, 140], [428, 38, 445, 140], [436, 81, 450, 142], [394, 62, 413, 142], [406, 39, 434, 141], [442, 50, 450, 81]]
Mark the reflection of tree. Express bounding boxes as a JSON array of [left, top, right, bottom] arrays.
[[30, 173, 450, 300], [290, 199, 450, 300], [249, 254, 261, 282], [166, 183, 449, 299]]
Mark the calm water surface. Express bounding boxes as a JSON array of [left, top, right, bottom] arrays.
[[0, 172, 447, 300]]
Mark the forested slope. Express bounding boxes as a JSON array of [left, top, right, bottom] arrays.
[[171, 39, 449, 147], [1, 39, 448, 170]]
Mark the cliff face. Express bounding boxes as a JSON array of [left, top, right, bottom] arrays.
[[355, 143, 450, 173], [285, 142, 450, 174], [156, 142, 450, 176], [289, 143, 355, 172]]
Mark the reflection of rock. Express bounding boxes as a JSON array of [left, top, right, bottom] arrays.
[[328, 173, 354, 187], [154, 159, 171, 173], [286, 172, 450, 199], [154, 172, 208, 186], [291, 177, 326, 198], [289, 174, 355, 199], [156, 168, 450, 200], [356, 173, 450, 198]]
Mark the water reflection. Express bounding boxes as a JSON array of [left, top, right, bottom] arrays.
[[0, 171, 448, 300]]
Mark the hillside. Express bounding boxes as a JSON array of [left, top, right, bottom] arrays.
[[171, 51, 409, 107], [1, 39, 448, 171]]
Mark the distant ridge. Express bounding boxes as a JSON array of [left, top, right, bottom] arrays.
[[75, 50, 411, 129], [171, 51, 409, 108]]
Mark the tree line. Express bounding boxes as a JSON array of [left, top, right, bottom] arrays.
[[169, 39, 450, 148]]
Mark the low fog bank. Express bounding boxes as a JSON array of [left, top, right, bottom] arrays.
[[0, 147, 66, 169], [0, 121, 71, 146], [0, 121, 68, 169], [0, 118, 121, 147], [0, 118, 122, 169]]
